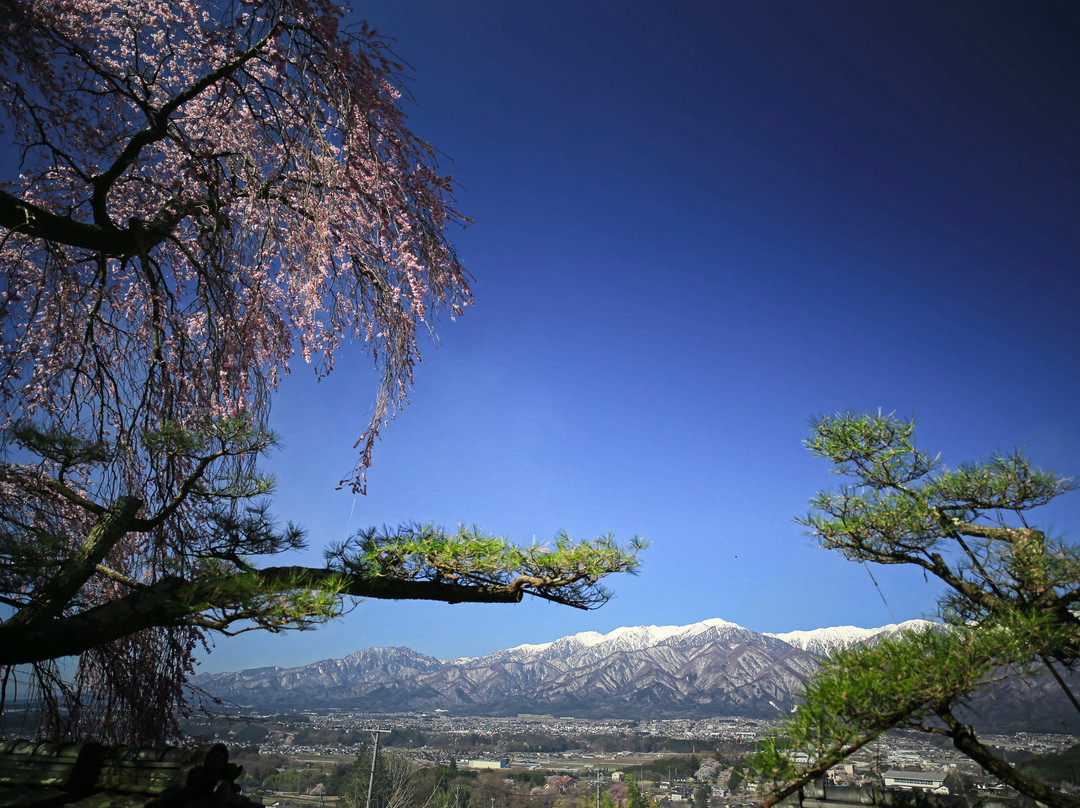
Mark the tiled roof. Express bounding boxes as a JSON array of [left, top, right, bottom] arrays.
[[0, 740, 260, 808]]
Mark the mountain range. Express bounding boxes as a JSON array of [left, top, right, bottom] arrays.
[[194, 617, 1078, 732]]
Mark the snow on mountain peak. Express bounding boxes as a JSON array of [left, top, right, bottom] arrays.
[[765, 619, 938, 655], [470, 617, 746, 662], [453, 617, 936, 665]]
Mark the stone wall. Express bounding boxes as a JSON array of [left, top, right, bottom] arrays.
[[0, 740, 256, 808]]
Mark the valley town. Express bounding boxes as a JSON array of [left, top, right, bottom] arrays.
[[183, 710, 1079, 808]]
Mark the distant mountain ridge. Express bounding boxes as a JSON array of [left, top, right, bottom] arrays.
[[194, 617, 921, 716], [193, 617, 1076, 731], [764, 621, 936, 657]]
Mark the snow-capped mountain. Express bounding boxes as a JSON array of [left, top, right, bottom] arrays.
[[193, 616, 1079, 730], [467, 618, 793, 669], [765, 619, 937, 657], [495, 617, 746, 657], [194, 617, 917, 719]]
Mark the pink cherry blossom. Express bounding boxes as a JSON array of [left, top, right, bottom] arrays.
[[0, 0, 471, 743]]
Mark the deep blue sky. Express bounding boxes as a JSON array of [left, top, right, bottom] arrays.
[[200, 0, 1080, 672]]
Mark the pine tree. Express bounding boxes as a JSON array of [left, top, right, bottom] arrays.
[[753, 412, 1079, 808]]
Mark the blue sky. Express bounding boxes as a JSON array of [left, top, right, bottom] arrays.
[[199, 0, 1080, 672]]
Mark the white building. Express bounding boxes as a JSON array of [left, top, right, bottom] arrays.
[[464, 758, 510, 770], [882, 770, 950, 794]]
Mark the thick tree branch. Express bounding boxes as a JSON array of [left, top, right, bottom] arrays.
[[758, 721, 901, 808], [0, 187, 194, 259], [954, 522, 1043, 544], [3, 495, 142, 629], [261, 565, 530, 605], [935, 705, 1080, 808], [0, 563, 610, 665], [0, 189, 118, 253]]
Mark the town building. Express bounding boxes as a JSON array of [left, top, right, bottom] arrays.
[[881, 770, 950, 794]]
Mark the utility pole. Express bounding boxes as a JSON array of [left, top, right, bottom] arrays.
[[595, 769, 603, 808], [365, 728, 392, 808]]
